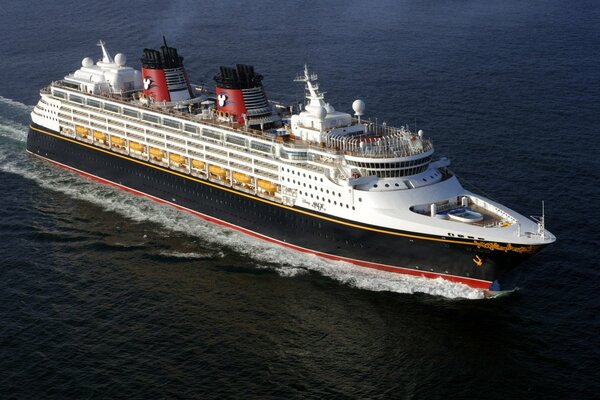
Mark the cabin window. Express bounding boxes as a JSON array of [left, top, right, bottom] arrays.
[[105, 103, 119, 113], [142, 113, 159, 123], [184, 124, 197, 134], [70, 94, 83, 103], [123, 108, 139, 118], [163, 118, 180, 129], [87, 99, 101, 108]]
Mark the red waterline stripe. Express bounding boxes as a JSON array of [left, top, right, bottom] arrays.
[[30, 152, 491, 290]]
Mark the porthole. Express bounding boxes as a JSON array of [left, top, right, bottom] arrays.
[[358, 198, 362, 202], [385, 184, 389, 187], [373, 184, 378, 188], [395, 183, 399, 187]]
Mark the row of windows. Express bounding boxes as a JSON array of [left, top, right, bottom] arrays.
[[447, 232, 485, 240], [374, 165, 429, 178], [285, 168, 324, 182], [284, 176, 342, 196], [348, 156, 432, 169], [298, 189, 354, 209]]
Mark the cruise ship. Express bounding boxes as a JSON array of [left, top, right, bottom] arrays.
[[27, 39, 556, 291]]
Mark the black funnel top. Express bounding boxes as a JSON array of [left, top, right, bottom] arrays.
[[141, 37, 184, 69], [214, 64, 264, 89]]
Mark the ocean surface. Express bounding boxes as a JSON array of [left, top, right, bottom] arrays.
[[1, 0, 599, 398]]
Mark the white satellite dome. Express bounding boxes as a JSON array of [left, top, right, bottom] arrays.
[[114, 53, 127, 67], [352, 99, 365, 116], [82, 57, 94, 68]]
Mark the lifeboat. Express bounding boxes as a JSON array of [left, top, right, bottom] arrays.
[[192, 159, 205, 169], [75, 125, 89, 135], [233, 172, 252, 184], [169, 153, 186, 164], [150, 147, 165, 158], [209, 165, 227, 177], [129, 141, 145, 152], [93, 130, 106, 141], [111, 136, 125, 146], [257, 179, 278, 192]]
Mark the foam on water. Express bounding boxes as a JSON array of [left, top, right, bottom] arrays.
[[0, 116, 29, 143], [0, 98, 483, 300], [158, 251, 225, 260], [0, 96, 33, 113]]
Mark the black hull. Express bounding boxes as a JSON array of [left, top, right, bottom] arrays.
[[27, 123, 544, 289]]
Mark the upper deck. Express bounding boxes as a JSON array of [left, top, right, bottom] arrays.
[[46, 79, 433, 162]]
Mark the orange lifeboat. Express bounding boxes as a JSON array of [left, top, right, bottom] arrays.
[[257, 179, 278, 192], [75, 125, 89, 135], [192, 159, 205, 169], [208, 165, 227, 177], [169, 153, 186, 164], [93, 130, 106, 141], [129, 141, 145, 152], [149, 147, 165, 158], [111, 136, 125, 146], [233, 172, 252, 184]]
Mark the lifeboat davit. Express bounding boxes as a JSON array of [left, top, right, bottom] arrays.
[[209, 165, 227, 177], [111, 136, 125, 146], [129, 141, 145, 152], [192, 159, 205, 169], [257, 179, 278, 192], [150, 147, 165, 158], [233, 172, 252, 184]]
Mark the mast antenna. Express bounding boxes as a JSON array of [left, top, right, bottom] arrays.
[[531, 200, 546, 240]]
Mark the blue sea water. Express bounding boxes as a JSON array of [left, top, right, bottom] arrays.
[[0, 0, 599, 398]]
